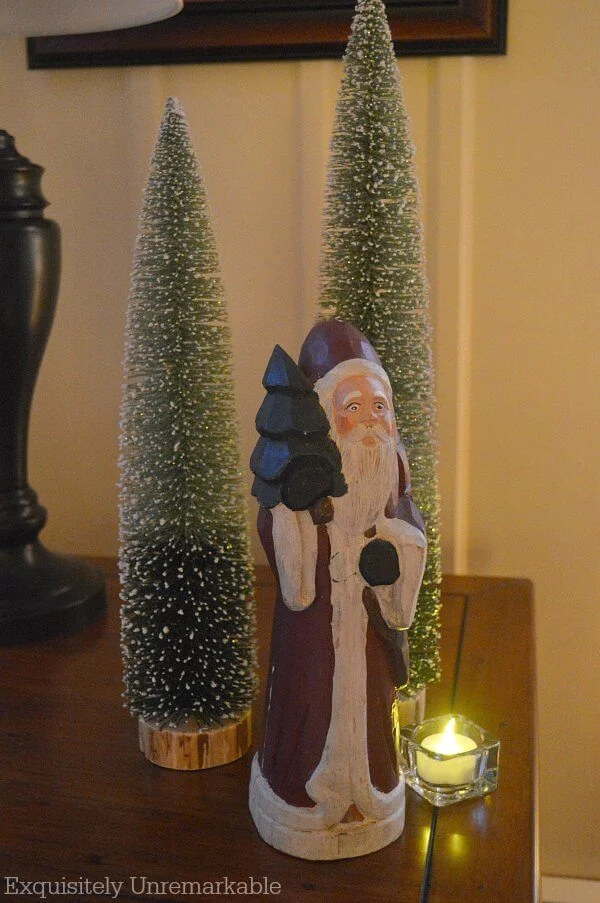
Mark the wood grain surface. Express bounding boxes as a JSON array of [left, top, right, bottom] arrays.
[[0, 560, 538, 902]]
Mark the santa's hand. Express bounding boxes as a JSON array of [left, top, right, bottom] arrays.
[[309, 496, 334, 526]]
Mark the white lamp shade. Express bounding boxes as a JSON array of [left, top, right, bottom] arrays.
[[0, 0, 184, 37]]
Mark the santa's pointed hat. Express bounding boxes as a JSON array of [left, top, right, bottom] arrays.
[[298, 319, 392, 401]]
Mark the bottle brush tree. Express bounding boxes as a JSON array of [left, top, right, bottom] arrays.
[[319, 0, 442, 689], [119, 97, 257, 733]]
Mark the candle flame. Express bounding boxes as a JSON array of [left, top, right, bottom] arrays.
[[443, 717, 457, 738], [437, 717, 461, 754]]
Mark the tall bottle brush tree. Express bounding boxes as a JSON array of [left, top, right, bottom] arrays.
[[319, 0, 442, 689], [119, 98, 257, 734]]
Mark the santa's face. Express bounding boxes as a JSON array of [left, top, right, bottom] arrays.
[[332, 374, 395, 447], [320, 371, 397, 534]]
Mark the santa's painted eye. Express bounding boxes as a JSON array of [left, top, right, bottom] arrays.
[[346, 403, 360, 412], [375, 402, 386, 411]]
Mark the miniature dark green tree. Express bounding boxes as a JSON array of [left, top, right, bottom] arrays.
[[251, 345, 346, 511], [319, 0, 442, 689], [119, 98, 257, 730]]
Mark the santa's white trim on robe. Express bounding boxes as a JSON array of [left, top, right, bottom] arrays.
[[305, 522, 404, 823]]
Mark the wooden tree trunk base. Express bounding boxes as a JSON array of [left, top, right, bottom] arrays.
[[138, 710, 252, 770], [393, 686, 426, 734]]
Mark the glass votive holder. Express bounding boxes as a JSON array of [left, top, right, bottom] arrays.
[[400, 714, 500, 807]]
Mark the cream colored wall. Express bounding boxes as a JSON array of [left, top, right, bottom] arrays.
[[467, 0, 600, 881], [0, 0, 598, 880]]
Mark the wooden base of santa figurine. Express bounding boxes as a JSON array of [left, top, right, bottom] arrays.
[[250, 757, 405, 860]]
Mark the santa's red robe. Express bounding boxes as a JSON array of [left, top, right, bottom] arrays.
[[256, 452, 425, 811]]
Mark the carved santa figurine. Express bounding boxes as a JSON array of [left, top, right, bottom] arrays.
[[249, 320, 427, 860]]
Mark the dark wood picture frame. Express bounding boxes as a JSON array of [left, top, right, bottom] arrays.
[[28, 0, 507, 69]]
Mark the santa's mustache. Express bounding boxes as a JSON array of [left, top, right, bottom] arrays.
[[345, 422, 391, 445]]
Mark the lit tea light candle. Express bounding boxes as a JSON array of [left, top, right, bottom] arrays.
[[416, 718, 478, 786], [401, 714, 499, 806]]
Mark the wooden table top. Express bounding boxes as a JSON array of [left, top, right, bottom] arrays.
[[0, 560, 538, 902]]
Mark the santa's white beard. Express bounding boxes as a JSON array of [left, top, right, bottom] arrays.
[[332, 424, 397, 535]]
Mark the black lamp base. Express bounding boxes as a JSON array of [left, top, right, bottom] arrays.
[[0, 541, 106, 645]]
